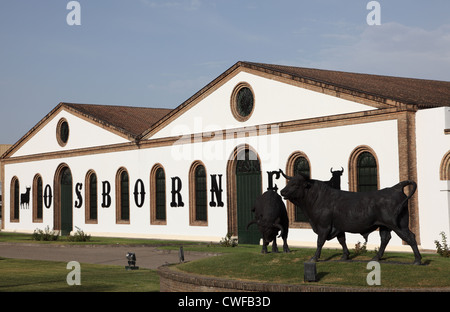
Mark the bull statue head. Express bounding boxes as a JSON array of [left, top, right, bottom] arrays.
[[330, 167, 344, 175]]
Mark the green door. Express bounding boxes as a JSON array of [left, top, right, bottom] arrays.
[[60, 168, 73, 236], [236, 150, 262, 244]]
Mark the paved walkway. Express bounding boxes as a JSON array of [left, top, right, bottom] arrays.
[[0, 243, 218, 269]]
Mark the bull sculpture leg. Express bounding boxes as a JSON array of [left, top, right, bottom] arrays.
[[372, 226, 391, 261], [393, 207, 422, 265], [392, 227, 422, 265], [337, 232, 350, 260], [271, 239, 279, 253], [310, 232, 327, 262]]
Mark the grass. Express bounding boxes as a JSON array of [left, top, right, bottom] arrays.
[[176, 246, 450, 289], [0, 231, 199, 246], [1, 231, 449, 291], [0, 258, 159, 292]]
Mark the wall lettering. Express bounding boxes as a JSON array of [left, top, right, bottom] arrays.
[[209, 174, 224, 207], [74, 183, 83, 208], [170, 177, 184, 207], [20, 187, 31, 209], [133, 179, 146, 208], [44, 184, 53, 208], [101, 181, 111, 208], [267, 170, 281, 192]]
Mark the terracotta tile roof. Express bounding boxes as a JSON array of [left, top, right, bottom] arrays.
[[63, 103, 172, 138], [241, 62, 450, 109]]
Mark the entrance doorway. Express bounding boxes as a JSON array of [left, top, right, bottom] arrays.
[[227, 147, 262, 244], [54, 165, 73, 235]]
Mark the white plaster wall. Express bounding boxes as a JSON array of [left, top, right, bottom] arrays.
[[416, 107, 450, 250], [12, 109, 129, 157], [3, 117, 408, 252], [151, 71, 375, 139]]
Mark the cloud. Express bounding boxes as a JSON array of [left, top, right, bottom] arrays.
[[308, 22, 450, 80]]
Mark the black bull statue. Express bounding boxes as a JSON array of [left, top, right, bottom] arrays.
[[247, 190, 290, 254], [279, 170, 422, 265]]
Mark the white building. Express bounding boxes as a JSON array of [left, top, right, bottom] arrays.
[[1, 61, 449, 251]]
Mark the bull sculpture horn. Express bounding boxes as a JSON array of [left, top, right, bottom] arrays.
[[279, 169, 293, 180], [330, 167, 344, 173]]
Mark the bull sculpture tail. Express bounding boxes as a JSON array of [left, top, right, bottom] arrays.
[[273, 223, 284, 238], [397, 180, 417, 210]]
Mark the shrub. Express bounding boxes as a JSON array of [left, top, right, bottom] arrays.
[[434, 231, 450, 257], [66, 227, 91, 242], [32, 226, 59, 241], [353, 241, 367, 256], [220, 233, 238, 247]]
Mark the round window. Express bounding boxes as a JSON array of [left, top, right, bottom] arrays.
[[231, 83, 255, 121], [57, 118, 69, 146]]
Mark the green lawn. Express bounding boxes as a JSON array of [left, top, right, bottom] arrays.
[[176, 246, 450, 289], [0, 258, 159, 292], [1, 232, 449, 291]]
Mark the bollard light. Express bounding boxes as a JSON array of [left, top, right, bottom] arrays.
[[125, 252, 139, 270], [304, 261, 317, 282], [179, 246, 185, 263]]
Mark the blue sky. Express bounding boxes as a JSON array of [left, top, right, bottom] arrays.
[[1, 0, 450, 144]]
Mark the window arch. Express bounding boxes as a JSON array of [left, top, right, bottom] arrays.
[[189, 161, 208, 226], [440, 150, 450, 180], [33, 174, 43, 222], [285, 151, 311, 228], [150, 164, 166, 225], [116, 167, 130, 224], [349, 146, 379, 192], [85, 170, 98, 224], [10, 177, 20, 222]]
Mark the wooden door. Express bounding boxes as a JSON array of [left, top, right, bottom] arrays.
[[236, 150, 261, 244]]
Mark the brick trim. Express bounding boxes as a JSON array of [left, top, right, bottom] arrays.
[[157, 265, 449, 292]]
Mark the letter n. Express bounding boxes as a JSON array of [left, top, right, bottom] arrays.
[[209, 174, 224, 207]]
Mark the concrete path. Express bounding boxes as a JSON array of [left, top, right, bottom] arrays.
[[0, 243, 218, 269]]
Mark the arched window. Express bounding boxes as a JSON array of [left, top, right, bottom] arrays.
[[116, 168, 130, 224], [10, 177, 19, 222], [440, 151, 450, 180], [357, 152, 378, 192], [285, 152, 311, 227], [349, 146, 379, 192], [189, 161, 207, 225], [33, 174, 43, 222], [85, 170, 98, 223], [150, 164, 166, 225]]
